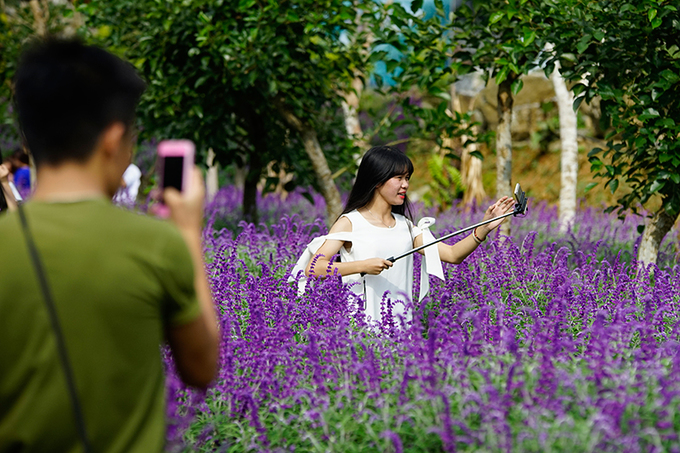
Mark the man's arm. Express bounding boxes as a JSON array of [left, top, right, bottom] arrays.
[[164, 167, 219, 389]]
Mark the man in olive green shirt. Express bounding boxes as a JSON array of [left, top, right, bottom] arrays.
[[0, 39, 219, 452]]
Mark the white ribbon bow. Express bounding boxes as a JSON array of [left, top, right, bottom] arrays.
[[288, 217, 445, 301], [288, 232, 354, 294], [415, 217, 445, 301]]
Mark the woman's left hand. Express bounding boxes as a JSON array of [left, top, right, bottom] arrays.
[[479, 196, 515, 237]]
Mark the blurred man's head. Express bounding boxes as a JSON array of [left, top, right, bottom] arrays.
[[13, 38, 145, 168]]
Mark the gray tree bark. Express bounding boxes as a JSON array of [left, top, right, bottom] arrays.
[[496, 76, 515, 236], [451, 85, 486, 207], [206, 147, 219, 201], [550, 64, 578, 234], [638, 209, 677, 270], [341, 77, 365, 150], [276, 103, 343, 224]]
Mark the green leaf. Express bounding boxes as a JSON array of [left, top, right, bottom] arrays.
[[656, 118, 675, 128], [652, 17, 662, 29], [97, 25, 112, 39], [639, 108, 660, 120], [649, 180, 665, 193], [411, 0, 424, 13], [608, 178, 619, 193], [495, 66, 510, 85], [572, 83, 587, 96], [469, 150, 484, 160], [588, 147, 603, 157], [583, 182, 597, 193], [648, 8, 657, 22], [573, 96, 585, 111], [511, 78, 524, 95], [194, 75, 209, 89], [522, 29, 536, 47], [605, 165, 616, 176], [660, 69, 680, 83], [577, 35, 591, 54], [489, 11, 505, 25], [660, 153, 673, 163], [190, 105, 203, 119]]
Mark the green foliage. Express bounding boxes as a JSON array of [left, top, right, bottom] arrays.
[[0, 2, 74, 135], [453, 0, 546, 88], [544, 0, 680, 220], [79, 0, 370, 202], [423, 153, 464, 211], [369, 0, 486, 197]]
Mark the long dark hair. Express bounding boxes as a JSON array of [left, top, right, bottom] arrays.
[[341, 145, 414, 220]]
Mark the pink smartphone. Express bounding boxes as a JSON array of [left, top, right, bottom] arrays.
[[157, 139, 195, 192], [155, 140, 195, 218]]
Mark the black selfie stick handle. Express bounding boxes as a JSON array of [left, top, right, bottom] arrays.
[[359, 210, 514, 276], [358, 188, 528, 276]]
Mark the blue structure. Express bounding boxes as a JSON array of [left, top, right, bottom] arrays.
[[371, 0, 465, 86]]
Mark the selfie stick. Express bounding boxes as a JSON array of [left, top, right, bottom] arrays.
[[361, 184, 528, 275]]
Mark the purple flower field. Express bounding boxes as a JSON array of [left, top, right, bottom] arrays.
[[166, 188, 680, 452]]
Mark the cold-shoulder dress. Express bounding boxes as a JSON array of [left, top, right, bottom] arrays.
[[290, 210, 444, 324]]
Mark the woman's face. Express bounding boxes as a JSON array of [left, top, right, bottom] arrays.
[[376, 173, 409, 205]]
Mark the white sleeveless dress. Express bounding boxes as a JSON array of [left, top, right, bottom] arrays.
[[289, 211, 444, 324], [338, 210, 414, 322]]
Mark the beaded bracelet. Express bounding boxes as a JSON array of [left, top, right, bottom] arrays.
[[472, 227, 485, 244]]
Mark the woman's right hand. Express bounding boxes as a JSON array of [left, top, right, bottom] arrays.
[[363, 257, 393, 275]]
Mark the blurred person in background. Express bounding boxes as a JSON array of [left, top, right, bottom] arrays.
[[6, 148, 32, 199], [113, 162, 142, 207], [0, 155, 19, 213], [0, 38, 219, 452]]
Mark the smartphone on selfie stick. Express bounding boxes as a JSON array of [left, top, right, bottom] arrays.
[[155, 139, 195, 217]]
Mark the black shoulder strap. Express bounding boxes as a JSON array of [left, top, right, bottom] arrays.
[[17, 204, 93, 453]]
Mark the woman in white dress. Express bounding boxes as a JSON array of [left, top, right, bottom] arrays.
[[301, 146, 514, 323]]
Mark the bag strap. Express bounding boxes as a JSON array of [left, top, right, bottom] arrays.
[[17, 204, 93, 453]]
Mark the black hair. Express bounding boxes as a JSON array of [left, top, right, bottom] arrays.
[[341, 145, 415, 220], [13, 38, 146, 166]]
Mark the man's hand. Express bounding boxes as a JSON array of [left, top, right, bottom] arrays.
[[163, 166, 205, 232], [162, 166, 219, 389]]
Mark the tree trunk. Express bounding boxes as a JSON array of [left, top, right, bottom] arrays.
[[276, 102, 343, 224], [29, 0, 48, 36], [341, 77, 365, 150], [461, 144, 485, 206], [206, 147, 219, 201], [300, 127, 343, 223], [242, 149, 262, 225], [234, 163, 246, 190], [242, 110, 269, 225], [451, 85, 486, 207], [638, 209, 677, 270], [496, 75, 515, 236], [551, 64, 578, 234]]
